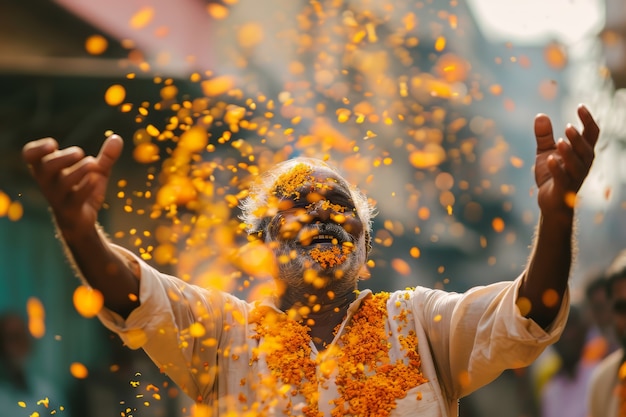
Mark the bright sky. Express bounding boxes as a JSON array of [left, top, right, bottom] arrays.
[[466, 0, 605, 45]]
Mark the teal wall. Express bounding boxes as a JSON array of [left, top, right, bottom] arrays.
[[0, 205, 110, 408]]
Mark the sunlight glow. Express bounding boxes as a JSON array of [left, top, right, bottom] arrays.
[[466, 0, 604, 45]]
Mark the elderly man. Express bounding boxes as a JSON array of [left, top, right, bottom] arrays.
[[22, 105, 598, 417]]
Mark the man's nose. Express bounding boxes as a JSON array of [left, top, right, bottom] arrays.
[[306, 201, 331, 222]]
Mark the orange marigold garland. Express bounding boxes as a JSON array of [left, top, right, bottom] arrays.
[[252, 292, 427, 417], [254, 309, 322, 417]]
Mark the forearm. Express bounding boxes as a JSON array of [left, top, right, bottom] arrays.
[[518, 211, 574, 329], [57, 220, 141, 318]]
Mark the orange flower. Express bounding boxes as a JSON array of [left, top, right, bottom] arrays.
[[273, 164, 314, 199], [252, 292, 428, 417], [309, 245, 352, 268]]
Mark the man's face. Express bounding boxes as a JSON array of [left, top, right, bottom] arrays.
[[264, 164, 367, 290], [610, 278, 626, 348]]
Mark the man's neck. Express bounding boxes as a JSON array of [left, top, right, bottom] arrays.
[[277, 284, 358, 349]]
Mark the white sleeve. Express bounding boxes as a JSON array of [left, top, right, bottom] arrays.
[[97, 245, 250, 402], [412, 275, 569, 399]]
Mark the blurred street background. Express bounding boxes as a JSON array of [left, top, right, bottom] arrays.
[[0, 0, 624, 415]]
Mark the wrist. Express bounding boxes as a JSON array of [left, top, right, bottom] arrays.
[[51, 215, 99, 247], [539, 206, 574, 226], [58, 223, 99, 246], [538, 210, 575, 239]]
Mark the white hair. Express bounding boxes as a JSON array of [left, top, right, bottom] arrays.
[[239, 157, 376, 235]]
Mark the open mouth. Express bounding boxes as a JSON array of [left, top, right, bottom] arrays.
[[309, 234, 338, 244], [297, 227, 347, 247]]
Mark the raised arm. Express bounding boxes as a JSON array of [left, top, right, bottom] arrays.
[[519, 104, 599, 328], [22, 136, 140, 317]]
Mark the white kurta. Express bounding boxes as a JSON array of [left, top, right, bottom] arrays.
[[98, 247, 568, 417], [588, 348, 622, 417]]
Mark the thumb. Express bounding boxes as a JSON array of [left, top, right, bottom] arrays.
[[97, 134, 124, 173], [534, 114, 556, 152]]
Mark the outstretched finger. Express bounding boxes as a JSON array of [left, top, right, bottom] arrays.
[[556, 138, 586, 181], [97, 135, 124, 174], [534, 114, 557, 152], [565, 124, 594, 167], [577, 104, 600, 148]]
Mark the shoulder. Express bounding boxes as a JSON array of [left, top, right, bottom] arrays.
[[384, 280, 520, 323], [400, 280, 516, 308]]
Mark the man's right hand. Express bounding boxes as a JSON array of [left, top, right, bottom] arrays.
[[23, 135, 141, 317], [22, 135, 123, 240]]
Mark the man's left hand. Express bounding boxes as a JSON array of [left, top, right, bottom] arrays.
[[534, 104, 599, 217]]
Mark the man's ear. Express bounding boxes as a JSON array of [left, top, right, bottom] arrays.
[[250, 217, 271, 242], [358, 263, 371, 280], [250, 230, 265, 241]]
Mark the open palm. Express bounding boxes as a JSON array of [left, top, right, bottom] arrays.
[[534, 105, 599, 216]]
